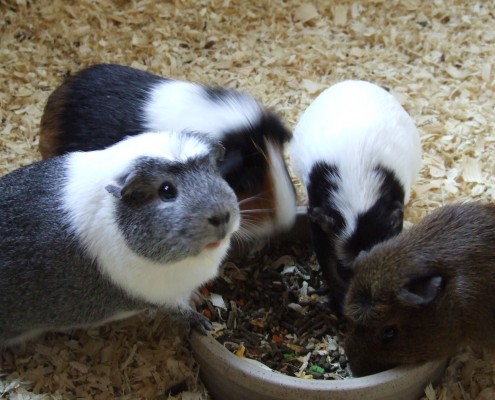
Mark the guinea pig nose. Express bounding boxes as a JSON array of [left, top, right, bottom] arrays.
[[208, 212, 230, 227]]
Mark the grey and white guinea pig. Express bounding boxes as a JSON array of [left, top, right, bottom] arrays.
[[289, 80, 422, 312], [344, 202, 495, 376], [0, 131, 240, 348], [39, 63, 296, 243]]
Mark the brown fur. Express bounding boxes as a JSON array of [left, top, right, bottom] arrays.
[[237, 162, 276, 227], [39, 77, 72, 159], [343, 202, 495, 376]]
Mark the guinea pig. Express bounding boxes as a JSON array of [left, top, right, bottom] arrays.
[[343, 202, 495, 377], [289, 80, 422, 312], [0, 130, 240, 348], [39, 63, 296, 244]]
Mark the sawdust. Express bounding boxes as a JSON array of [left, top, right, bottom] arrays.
[[1, 0, 494, 398]]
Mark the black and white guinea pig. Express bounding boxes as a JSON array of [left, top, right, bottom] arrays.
[[290, 80, 422, 312], [0, 130, 240, 347], [39, 63, 296, 243]]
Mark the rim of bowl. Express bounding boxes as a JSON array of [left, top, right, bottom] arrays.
[[190, 332, 446, 391]]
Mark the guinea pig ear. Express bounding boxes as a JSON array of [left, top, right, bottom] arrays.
[[218, 149, 243, 177], [212, 143, 226, 163], [308, 206, 336, 233], [105, 184, 123, 199], [399, 275, 443, 305], [105, 171, 150, 201], [389, 201, 404, 230]]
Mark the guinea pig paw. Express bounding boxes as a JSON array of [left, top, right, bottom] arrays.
[[0, 347, 20, 364], [186, 310, 213, 336]]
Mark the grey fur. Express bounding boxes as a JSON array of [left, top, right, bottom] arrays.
[[111, 155, 237, 263], [0, 158, 145, 345], [0, 139, 239, 347]]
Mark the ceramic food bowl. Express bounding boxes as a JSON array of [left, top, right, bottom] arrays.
[[189, 208, 447, 400]]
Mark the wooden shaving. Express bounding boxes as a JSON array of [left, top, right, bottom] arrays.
[[1, 0, 494, 398], [293, 4, 319, 24]]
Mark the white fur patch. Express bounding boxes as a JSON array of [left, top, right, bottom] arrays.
[[265, 139, 297, 232], [104, 130, 210, 164], [144, 80, 263, 138], [290, 80, 422, 237], [328, 162, 387, 240], [62, 132, 233, 308]]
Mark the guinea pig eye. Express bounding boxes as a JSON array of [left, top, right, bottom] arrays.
[[158, 181, 177, 201], [379, 325, 398, 344]]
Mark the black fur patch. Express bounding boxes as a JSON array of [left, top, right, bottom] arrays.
[[307, 162, 349, 311], [307, 162, 345, 233], [218, 111, 292, 194], [310, 221, 346, 307], [344, 166, 405, 260], [56, 64, 166, 154]]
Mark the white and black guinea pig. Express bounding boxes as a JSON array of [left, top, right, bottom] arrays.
[[39, 63, 296, 243], [290, 80, 422, 312], [0, 131, 240, 348]]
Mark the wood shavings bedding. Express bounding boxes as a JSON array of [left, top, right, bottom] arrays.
[[1, 0, 494, 398]]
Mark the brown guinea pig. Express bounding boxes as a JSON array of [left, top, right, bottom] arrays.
[[343, 201, 495, 377]]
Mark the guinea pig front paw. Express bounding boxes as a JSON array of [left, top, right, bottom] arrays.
[[185, 309, 213, 336]]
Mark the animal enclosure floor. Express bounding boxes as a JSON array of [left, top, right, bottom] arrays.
[[1, 0, 495, 399]]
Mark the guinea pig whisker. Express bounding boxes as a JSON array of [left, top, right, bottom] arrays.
[[232, 228, 256, 243], [236, 229, 255, 242], [238, 216, 266, 228], [237, 192, 272, 205], [250, 138, 269, 161], [236, 218, 258, 230], [240, 208, 275, 214], [237, 218, 260, 232]]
